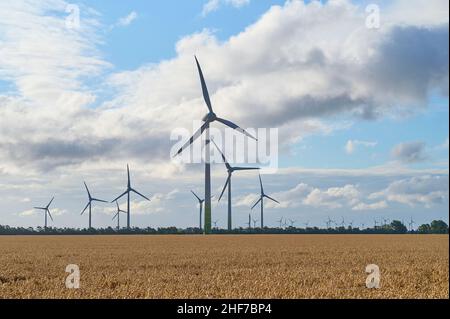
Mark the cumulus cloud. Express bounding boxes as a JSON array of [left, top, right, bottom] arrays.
[[369, 175, 449, 207], [392, 141, 428, 163], [202, 0, 250, 17], [345, 140, 377, 154], [0, 0, 448, 174]]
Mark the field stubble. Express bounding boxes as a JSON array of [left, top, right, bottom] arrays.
[[0, 235, 448, 299]]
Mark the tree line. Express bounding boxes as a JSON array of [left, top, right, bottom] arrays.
[[0, 220, 447, 235]]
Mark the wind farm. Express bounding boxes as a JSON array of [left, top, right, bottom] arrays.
[[0, 0, 449, 302]]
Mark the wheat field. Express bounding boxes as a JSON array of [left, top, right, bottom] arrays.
[[0, 235, 447, 299]]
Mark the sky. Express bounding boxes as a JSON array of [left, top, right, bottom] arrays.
[[0, 0, 448, 230]]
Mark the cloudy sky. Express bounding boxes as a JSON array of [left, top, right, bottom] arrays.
[[0, 0, 448, 229]]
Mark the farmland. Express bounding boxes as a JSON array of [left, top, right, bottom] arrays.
[[0, 235, 448, 299]]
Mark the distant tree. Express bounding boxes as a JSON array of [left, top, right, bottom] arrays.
[[390, 220, 407, 233], [417, 224, 431, 234], [430, 220, 449, 234]]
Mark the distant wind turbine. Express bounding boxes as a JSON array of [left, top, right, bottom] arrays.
[[191, 190, 205, 231], [212, 139, 259, 231], [277, 217, 284, 229], [408, 217, 415, 232], [34, 197, 54, 230], [289, 219, 296, 227], [252, 218, 259, 228], [112, 201, 127, 231], [81, 182, 107, 229], [111, 165, 150, 230], [251, 174, 280, 228], [303, 221, 310, 228], [174, 56, 257, 234]]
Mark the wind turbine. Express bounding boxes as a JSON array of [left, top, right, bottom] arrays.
[[174, 56, 256, 234], [277, 217, 284, 229], [374, 219, 379, 229], [81, 182, 107, 229], [213, 220, 219, 229], [212, 139, 259, 231], [303, 221, 310, 228], [247, 214, 252, 229], [112, 201, 127, 231], [111, 165, 150, 230], [34, 197, 54, 230], [251, 174, 280, 228], [340, 217, 346, 228], [288, 219, 296, 227], [326, 216, 334, 229], [252, 218, 259, 228], [191, 191, 205, 231], [348, 220, 354, 228], [408, 217, 415, 232]]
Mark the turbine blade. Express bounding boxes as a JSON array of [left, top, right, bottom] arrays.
[[84, 182, 91, 199], [111, 190, 128, 203], [191, 190, 202, 202], [127, 165, 130, 186], [251, 197, 262, 210], [174, 121, 209, 156], [218, 175, 230, 202], [47, 210, 53, 222], [216, 118, 257, 140], [210, 139, 231, 170], [47, 197, 55, 208], [195, 56, 213, 113], [80, 202, 90, 215], [233, 167, 260, 171], [264, 195, 280, 204], [259, 174, 264, 194], [92, 198, 108, 203], [34, 207, 46, 210], [112, 213, 119, 220], [131, 188, 150, 201]]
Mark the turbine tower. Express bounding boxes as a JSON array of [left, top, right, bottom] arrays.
[[212, 139, 259, 231], [191, 191, 205, 231], [34, 197, 55, 230], [247, 214, 252, 229], [112, 201, 127, 231], [112, 165, 150, 230], [81, 182, 107, 229], [251, 174, 279, 228], [174, 56, 256, 234]]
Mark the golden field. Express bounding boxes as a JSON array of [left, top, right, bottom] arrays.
[[0, 235, 448, 299]]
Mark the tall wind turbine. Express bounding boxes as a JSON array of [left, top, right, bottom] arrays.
[[112, 201, 127, 231], [251, 174, 279, 228], [191, 190, 205, 230], [174, 56, 256, 234], [212, 139, 259, 231], [34, 197, 54, 230], [81, 182, 107, 229], [111, 165, 150, 230]]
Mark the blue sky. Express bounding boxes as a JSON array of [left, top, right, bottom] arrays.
[[0, 0, 448, 229]]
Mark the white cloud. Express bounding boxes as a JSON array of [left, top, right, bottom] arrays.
[[369, 175, 449, 207], [117, 11, 138, 27], [345, 140, 378, 154], [352, 201, 388, 211], [202, 0, 250, 17]]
